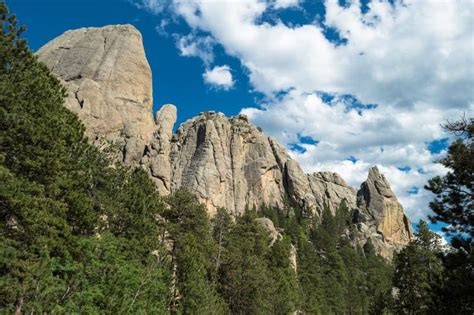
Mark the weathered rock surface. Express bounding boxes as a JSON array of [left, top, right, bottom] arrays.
[[352, 167, 413, 259], [142, 111, 357, 218], [166, 113, 287, 216], [38, 24, 413, 259], [37, 24, 155, 164], [142, 104, 177, 193]]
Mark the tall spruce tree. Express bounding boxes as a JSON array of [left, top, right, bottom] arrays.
[[0, 4, 170, 312], [392, 220, 444, 314], [424, 117, 474, 312], [163, 191, 227, 314]]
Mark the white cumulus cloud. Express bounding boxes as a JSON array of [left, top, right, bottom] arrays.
[[203, 65, 235, 90], [176, 34, 215, 65], [171, 0, 473, 108], [134, 0, 474, 223], [131, 0, 169, 14], [274, 0, 300, 9]]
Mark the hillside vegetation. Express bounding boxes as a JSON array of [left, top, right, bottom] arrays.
[[1, 3, 472, 314]]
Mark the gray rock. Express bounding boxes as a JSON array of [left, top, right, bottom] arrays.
[[37, 24, 155, 164], [164, 113, 286, 216], [143, 104, 177, 194], [307, 171, 357, 215], [38, 25, 413, 259], [354, 166, 414, 259]]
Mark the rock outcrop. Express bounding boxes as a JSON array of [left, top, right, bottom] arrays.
[[38, 24, 413, 259], [142, 104, 177, 193], [352, 167, 414, 259], [37, 24, 155, 164], [142, 110, 358, 218], [255, 217, 282, 246], [165, 112, 287, 216]]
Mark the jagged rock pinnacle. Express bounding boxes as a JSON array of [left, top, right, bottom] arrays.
[[37, 24, 155, 164], [37, 25, 413, 259], [355, 166, 413, 259]]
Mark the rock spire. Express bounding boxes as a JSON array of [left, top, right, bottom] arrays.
[[38, 24, 413, 259]]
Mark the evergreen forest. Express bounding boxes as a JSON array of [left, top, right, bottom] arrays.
[[1, 3, 472, 314]]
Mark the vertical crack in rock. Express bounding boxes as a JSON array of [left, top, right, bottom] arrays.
[[74, 90, 84, 109]]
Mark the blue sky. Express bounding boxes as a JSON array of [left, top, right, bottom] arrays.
[[9, 0, 474, 230], [9, 0, 257, 125]]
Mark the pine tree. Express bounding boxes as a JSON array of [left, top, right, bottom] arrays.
[[319, 250, 348, 314], [392, 220, 444, 314], [424, 117, 474, 313], [340, 244, 369, 315], [311, 205, 338, 251], [363, 241, 393, 315], [425, 117, 473, 247], [267, 236, 301, 314], [217, 211, 275, 314], [0, 4, 93, 311], [176, 233, 228, 314], [0, 4, 170, 312], [163, 191, 226, 314], [297, 240, 324, 314], [212, 208, 233, 278]]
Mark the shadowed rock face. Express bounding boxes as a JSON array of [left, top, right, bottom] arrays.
[[38, 24, 412, 259]]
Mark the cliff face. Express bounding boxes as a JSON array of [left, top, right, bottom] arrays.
[[354, 167, 414, 258], [37, 25, 156, 164], [38, 24, 412, 259], [147, 108, 358, 217]]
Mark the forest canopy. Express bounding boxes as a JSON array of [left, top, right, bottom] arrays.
[[0, 3, 472, 314]]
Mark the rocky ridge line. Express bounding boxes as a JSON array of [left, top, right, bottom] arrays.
[[37, 24, 413, 259]]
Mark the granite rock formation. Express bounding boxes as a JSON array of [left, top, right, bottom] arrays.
[[37, 24, 155, 164], [38, 24, 413, 259], [353, 167, 414, 259]]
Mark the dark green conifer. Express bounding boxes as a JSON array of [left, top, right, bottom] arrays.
[[393, 220, 444, 314], [0, 4, 170, 312]]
